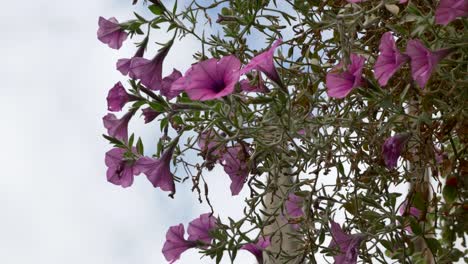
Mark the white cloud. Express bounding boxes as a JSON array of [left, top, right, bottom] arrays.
[[0, 1, 255, 263]]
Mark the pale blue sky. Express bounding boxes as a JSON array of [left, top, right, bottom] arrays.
[[0, 1, 256, 263]]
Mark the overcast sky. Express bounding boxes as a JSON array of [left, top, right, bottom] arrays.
[[0, 1, 258, 263]]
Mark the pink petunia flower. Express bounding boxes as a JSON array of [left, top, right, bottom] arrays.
[[160, 69, 183, 99], [135, 145, 176, 195], [239, 73, 270, 93], [198, 130, 225, 170], [129, 42, 172, 90], [399, 200, 422, 233], [116, 44, 146, 77], [103, 110, 135, 142], [187, 213, 218, 245], [221, 144, 251, 196], [382, 133, 410, 169], [241, 236, 271, 263], [141, 107, 161, 124], [97, 17, 128, 50], [346, 0, 364, 3], [105, 148, 139, 188], [326, 54, 366, 99], [241, 39, 283, 87], [106, 82, 135, 112], [406, 39, 452, 88], [179, 55, 241, 101], [162, 224, 196, 263], [329, 221, 366, 264], [374, 32, 409, 86], [435, 0, 468, 25]]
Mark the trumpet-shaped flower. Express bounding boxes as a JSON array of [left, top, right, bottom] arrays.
[[241, 39, 283, 87], [181, 55, 241, 101], [103, 110, 134, 141], [241, 236, 271, 264], [329, 221, 366, 264], [130, 42, 172, 90], [116, 44, 146, 77], [97, 17, 128, 50], [162, 224, 196, 263], [382, 133, 410, 169], [374, 32, 409, 86], [106, 82, 132, 112], [141, 107, 161, 124], [187, 213, 217, 245], [406, 40, 452, 88], [135, 145, 176, 194], [160, 69, 183, 99], [222, 145, 250, 196], [326, 54, 366, 98], [435, 0, 468, 25], [105, 148, 138, 188]]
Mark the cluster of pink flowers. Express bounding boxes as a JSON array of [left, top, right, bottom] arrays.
[[327, 32, 452, 99]]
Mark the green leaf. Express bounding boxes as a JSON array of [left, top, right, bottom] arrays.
[[443, 185, 457, 204], [148, 4, 164, 15]]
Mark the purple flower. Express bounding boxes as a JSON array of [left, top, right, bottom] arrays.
[[116, 44, 146, 77], [374, 32, 409, 86], [326, 54, 366, 99], [347, 0, 363, 2], [105, 148, 139, 188], [135, 145, 176, 195], [180, 55, 241, 101], [187, 213, 217, 245], [107, 82, 131, 112], [162, 224, 196, 264], [129, 42, 172, 90], [198, 130, 225, 170], [406, 39, 452, 88], [241, 236, 271, 264], [399, 200, 422, 233], [382, 133, 410, 169], [399, 0, 408, 3], [141, 107, 161, 124], [241, 39, 283, 87], [97, 17, 128, 50], [160, 69, 183, 99], [103, 111, 135, 141], [221, 145, 250, 196], [285, 194, 304, 218], [240, 74, 270, 93], [435, 0, 468, 25], [329, 221, 366, 264]]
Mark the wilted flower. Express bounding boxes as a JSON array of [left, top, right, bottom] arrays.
[[141, 107, 161, 124], [435, 0, 468, 25], [326, 54, 366, 99], [406, 39, 452, 88], [198, 130, 225, 170], [241, 39, 284, 87], [105, 148, 139, 188], [130, 42, 172, 90], [240, 74, 270, 93], [160, 69, 183, 99], [135, 144, 176, 195], [162, 224, 196, 263], [106, 82, 133, 112], [187, 213, 217, 245], [103, 110, 135, 141], [382, 133, 410, 169], [374, 32, 409, 86], [241, 236, 271, 263], [329, 221, 366, 264], [222, 145, 250, 196], [97, 17, 128, 50], [180, 55, 241, 101]]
